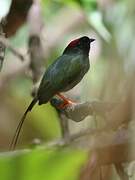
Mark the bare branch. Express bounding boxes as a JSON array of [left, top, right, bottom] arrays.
[[27, 0, 45, 83], [0, 37, 25, 61], [0, 24, 6, 71], [59, 114, 70, 139], [50, 97, 119, 122]]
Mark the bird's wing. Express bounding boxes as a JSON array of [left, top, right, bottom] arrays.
[[37, 54, 83, 103], [50, 54, 83, 90], [37, 78, 54, 104]]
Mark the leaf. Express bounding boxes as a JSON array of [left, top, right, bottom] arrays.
[[0, 148, 88, 180]]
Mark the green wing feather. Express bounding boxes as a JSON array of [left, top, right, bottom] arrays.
[[37, 53, 88, 104]]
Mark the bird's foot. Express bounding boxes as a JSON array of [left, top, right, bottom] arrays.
[[56, 93, 76, 109]]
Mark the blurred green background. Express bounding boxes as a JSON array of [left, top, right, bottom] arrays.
[[0, 0, 135, 179]]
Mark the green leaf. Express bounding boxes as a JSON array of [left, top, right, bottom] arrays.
[[0, 148, 88, 180]]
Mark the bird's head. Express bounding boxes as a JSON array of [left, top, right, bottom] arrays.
[[63, 36, 95, 55]]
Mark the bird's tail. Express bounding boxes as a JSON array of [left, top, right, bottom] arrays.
[[9, 97, 38, 150]]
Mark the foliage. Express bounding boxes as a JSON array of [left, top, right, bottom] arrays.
[[0, 148, 87, 180]]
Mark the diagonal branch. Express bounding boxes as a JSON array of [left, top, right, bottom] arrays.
[[0, 37, 25, 61], [50, 97, 119, 122]]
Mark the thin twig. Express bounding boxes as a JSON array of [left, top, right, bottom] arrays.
[[59, 114, 70, 139], [0, 24, 6, 71], [0, 37, 25, 61]]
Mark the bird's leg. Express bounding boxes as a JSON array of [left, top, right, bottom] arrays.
[[56, 93, 76, 109]]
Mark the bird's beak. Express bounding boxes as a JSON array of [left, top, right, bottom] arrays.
[[90, 38, 95, 43]]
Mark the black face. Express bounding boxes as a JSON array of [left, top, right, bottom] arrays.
[[80, 36, 95, 43], [79, 36, 90, 51], [79, 36, 95, 51], [79, 36, 90, 44]]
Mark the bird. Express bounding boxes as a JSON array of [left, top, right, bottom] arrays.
[[10, 36, 95, 150]]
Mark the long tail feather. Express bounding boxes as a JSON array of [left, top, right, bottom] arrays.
[[10, 98, 38, 150]]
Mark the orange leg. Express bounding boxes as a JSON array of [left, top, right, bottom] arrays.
[[56, 93, 76, 109]]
